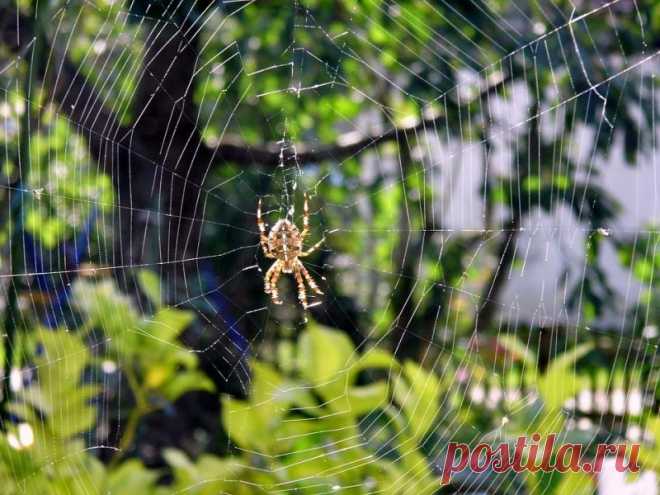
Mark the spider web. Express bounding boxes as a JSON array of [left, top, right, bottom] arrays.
[[0, 0, 658, 493]]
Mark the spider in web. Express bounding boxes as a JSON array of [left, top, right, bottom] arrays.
[[257, 193, 325, 308]]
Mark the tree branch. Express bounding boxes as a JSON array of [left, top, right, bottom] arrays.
[[213, 73, 512, 167], [213, 122, 436, 167]]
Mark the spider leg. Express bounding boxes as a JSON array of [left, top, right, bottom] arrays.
[[264, 261, 283, 304], [300, 192, 310, 241], [300, 236, 325, 257], [264, 261, 277, 294], [297, 260, 324, 295], [293, 265, 308, 309], [257, 198, 274, 258]]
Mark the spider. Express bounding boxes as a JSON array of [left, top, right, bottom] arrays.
[[257, 193, 325, 308]]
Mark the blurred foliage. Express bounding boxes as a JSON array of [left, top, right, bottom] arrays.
[[217, 324, 442, 494], [0, 273, 215, 493], [3, 283, 650, 494]]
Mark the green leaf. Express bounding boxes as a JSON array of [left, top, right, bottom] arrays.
[[346, 382, 388, 416], [165, 449, 244, 494], [47, 385, 99, 438], [221, 397, 268, 451], [105, 459, 158, 493], [162, 448, 196, 481], [73, 280, 141, 347], [537, 342, 593, 411], [550, 472, 596, 495], [495, 335, 538, 369], [297, 323, 355, 400], [0, 436, 40, 481], [348, 348, 398, 382], [639, 416, 660, 470], [137, 270, 163, 308], [523, 175, 542, 192], [14, 331, 99, 440], [161, 370, 215, 401], [142, 308, 195, 344], [392, 361, 441, 441]]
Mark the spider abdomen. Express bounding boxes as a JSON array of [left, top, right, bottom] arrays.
[[268, 219, 302, 269]]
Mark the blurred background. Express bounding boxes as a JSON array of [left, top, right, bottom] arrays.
[[0, 0, 658, 493]]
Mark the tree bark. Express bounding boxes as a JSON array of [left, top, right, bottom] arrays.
[[126, 21, 208, 296], [472, 98, 539, 333]]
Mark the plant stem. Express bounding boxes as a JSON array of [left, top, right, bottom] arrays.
[[109, 364, 150, 467]]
